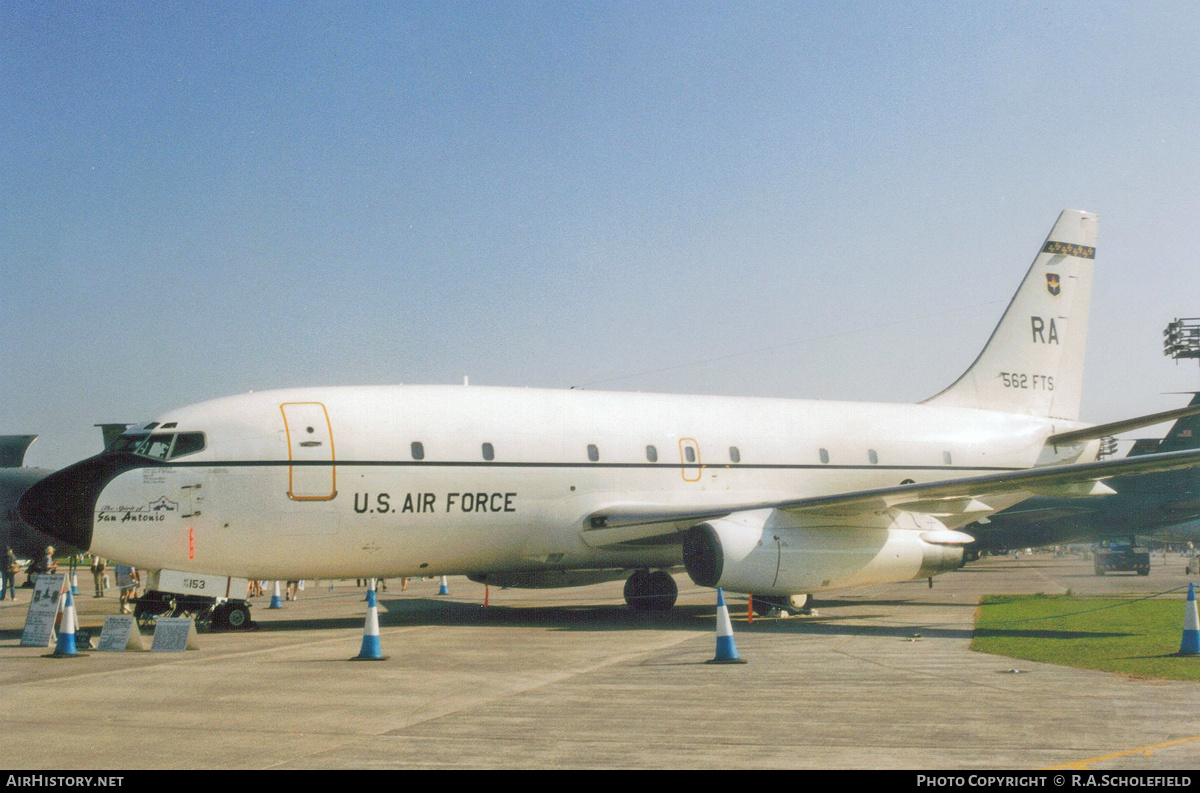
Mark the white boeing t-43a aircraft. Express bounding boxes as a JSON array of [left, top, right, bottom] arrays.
[[21, 210, 1200, 611]]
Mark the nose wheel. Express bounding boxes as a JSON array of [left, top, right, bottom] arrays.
[[623, 569, 678, 610]]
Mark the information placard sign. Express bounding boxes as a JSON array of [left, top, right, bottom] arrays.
[[150, 617, 199, 652], [20, 574, 65, 648], [97, 615, 146, 652]]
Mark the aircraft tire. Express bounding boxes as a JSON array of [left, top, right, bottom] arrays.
[[224, 602, 251, 629], [213, 601, 252, 630], [644, 570, 677, 610], [624, 570, 651, 610], [624, 570, 677, 610]]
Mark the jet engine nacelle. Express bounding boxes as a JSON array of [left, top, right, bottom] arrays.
[[682, 509, 967, 596]]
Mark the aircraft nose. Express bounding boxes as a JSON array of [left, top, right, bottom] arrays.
[[19, 455, 139, 553]]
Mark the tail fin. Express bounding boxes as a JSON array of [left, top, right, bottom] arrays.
[[923, 210, 1097, 419], [0, 435, 37, 468], [95, 423, 131, 451]]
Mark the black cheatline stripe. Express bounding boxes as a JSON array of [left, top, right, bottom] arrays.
[[162, 459, 1021, 473]]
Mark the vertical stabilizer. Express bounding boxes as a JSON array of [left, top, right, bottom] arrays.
[[923, 210, 1097, 420], [1151, 393, 1200, 455], [0, 435, 38, 468]]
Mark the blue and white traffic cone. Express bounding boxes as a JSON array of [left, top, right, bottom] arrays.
[[71, 571, 79, 595], [438, 575, 450, 596], [50, 590, 84, 658], [706, 588, 747, 664], [269, 581, 283, 609], [351, 580, 387, 661], [1179, 583, 1199, 657]]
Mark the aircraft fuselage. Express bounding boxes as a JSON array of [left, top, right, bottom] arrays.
[[32, 384, 1088, 586]]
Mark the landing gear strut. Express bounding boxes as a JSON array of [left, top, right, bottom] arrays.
[[623, 569, 678, 610]]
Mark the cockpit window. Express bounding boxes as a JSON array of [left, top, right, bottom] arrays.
[[109, 431, 206, 460], [138, 435, 175, 460], [171, 432, 206, 458]]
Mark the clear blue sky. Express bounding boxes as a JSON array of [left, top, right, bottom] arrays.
[[4, 1, 1200, 469]]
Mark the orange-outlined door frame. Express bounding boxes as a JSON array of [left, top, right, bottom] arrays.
[[281, 402, 337, 500], [679, 438, 702, 482]]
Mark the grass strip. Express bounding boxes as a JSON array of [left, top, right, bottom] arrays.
[[972, 593, 1200, 682]]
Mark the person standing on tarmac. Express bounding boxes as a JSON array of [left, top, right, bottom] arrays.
[[2, 547, 17, 601], [91, 556, 107, 598], [115, 563, 139, 614]]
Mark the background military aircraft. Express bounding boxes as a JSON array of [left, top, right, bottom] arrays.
[[1, 426, 128, 559]]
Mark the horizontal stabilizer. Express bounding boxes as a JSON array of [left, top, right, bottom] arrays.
[[1047, 403, 1200, 447], [0, 435, 38, 468]]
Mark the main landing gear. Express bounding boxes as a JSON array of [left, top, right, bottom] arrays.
[[623, 569, 678, 611]]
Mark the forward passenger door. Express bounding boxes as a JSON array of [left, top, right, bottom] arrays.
[[280, 402, 337, 500]]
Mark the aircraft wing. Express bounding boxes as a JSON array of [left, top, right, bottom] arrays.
[[581, 447, 1200, 547]]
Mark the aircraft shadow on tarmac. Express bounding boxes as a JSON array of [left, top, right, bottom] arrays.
[[250, 595, 987, 642]]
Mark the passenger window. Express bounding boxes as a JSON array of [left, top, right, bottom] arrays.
[[170, 432, 206, 459], [819, 448, 830, 464], [411, 442, 425, 461], [729, 446, 740, 464], [482, 442, 495, 461], [646, 445, 658, 462], [587, 444, 599, 462], [868, 449, 878, 465]]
